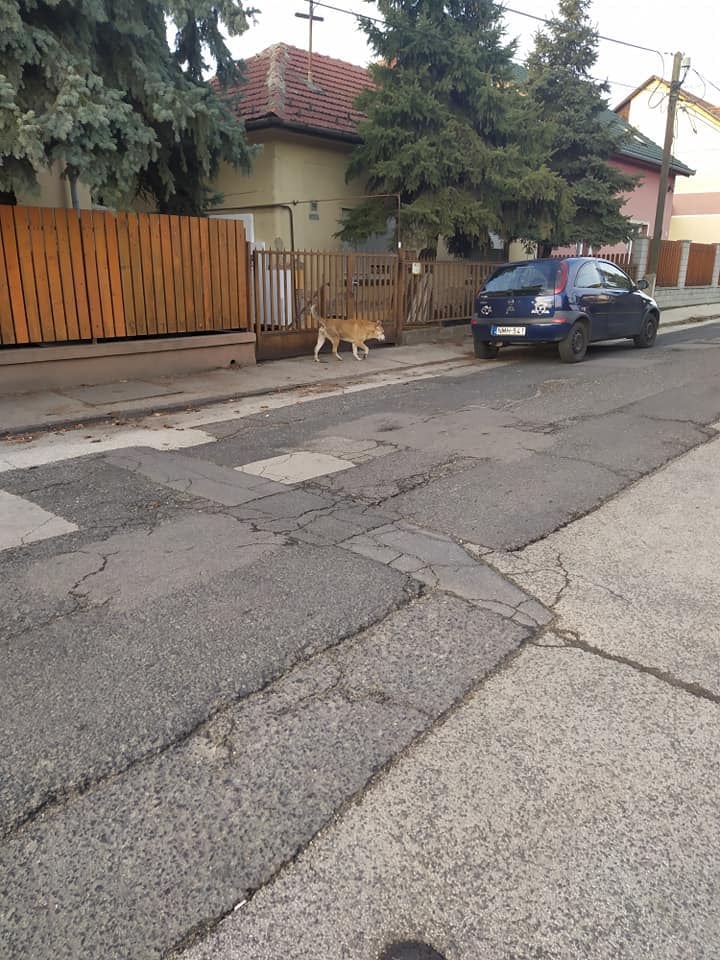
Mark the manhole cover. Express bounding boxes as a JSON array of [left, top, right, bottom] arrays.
[[379, 941, 446, 960]]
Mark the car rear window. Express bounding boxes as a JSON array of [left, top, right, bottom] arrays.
[[482, 261, 560, 296]]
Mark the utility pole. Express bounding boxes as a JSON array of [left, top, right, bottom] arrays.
[[295, 0, 324, 86], [647, 51, 688, 282]]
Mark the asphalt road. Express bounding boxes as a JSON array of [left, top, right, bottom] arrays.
[[2, 323, 720, 959]]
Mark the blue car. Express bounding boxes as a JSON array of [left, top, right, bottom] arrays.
[[471, 257, 660, 363]]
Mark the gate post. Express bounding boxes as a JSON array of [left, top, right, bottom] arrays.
[[395, 251, 406, 344]]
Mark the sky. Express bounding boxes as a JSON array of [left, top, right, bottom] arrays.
[[226, 0, 720, 109]]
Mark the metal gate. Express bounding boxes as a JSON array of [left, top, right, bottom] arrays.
[[252, 249, 401, 361]]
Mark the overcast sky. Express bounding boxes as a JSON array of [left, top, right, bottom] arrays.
[[226, 0, 719, 108]]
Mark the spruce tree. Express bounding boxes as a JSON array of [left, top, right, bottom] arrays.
[[340, 0, 570, 256], [525, 0, 636, 251], [0, 0, 255, 214]]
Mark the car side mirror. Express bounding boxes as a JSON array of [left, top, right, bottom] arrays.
[[636, 278, 650, 290]]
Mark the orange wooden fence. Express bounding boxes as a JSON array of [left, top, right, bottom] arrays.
[[655, 240, 682, 287], [685, 242, 716, 287], [0, 205, 248, 346]]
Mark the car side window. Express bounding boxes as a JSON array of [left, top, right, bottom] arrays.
[[575, 262, 603, 288], [598, 263, 633, 291]]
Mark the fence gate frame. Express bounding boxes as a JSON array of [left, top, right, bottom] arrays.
[[252, 248, 403, 361]]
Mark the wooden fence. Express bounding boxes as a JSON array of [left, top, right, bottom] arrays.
[[685, 242, 716, 287], [252, 249, 400, 360], [0, 205, 248, 346], [655, 239, 682, 287], [251, 249, 499, 358], [404, 259, 495, 327]]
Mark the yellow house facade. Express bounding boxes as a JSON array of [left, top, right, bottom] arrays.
[[212, 43, 380, 252]]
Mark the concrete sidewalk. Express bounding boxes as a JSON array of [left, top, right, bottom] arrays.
[[1, 303, 718, 438], [0, 342, 476, 438]]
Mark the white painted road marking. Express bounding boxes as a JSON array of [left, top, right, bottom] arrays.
[[0, 490, 78, 551], [236, 451, 355, 484], [0, 426, 217, 474]]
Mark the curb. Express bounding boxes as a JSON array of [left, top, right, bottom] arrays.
[[659, 315, 720, 328], [0, 355, 475, 441]]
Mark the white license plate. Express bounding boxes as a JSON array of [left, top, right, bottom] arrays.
[[492, 325, 526, 336]]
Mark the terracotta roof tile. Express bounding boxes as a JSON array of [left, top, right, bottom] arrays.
[[220, 43, 372, 139]]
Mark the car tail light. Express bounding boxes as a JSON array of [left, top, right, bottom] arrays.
[[554, 261, 569, 294]]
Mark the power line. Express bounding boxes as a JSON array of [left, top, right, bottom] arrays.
[[691, 68, 720, 101], [309, 0, 658, 92], [503, 4, 669, 57]]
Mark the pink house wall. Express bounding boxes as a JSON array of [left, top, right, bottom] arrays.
[[553, 159, 676, 257]]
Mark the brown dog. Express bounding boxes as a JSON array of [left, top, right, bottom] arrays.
[[311, 304, 386, 362]]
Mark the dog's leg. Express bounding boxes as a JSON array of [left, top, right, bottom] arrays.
[[351, 342, 362, 361], [359, 341, 369, 359], [331, 335, 342, 360], [314, 330, 326, 362]]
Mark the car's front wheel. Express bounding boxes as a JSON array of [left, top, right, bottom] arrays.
[[474, 340, 499, 359], [633, 312, 658, 348], [558, 321, 588, 363]]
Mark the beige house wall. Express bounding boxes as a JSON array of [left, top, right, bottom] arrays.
[[212, 130, 364, 250], [669, 215, 720, 243], [15, 162, 92, 210]]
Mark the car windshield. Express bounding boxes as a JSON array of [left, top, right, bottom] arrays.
[[482, 261, 560, 296]]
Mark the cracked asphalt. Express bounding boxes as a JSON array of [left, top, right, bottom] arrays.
[[2, 322, 720, 960]]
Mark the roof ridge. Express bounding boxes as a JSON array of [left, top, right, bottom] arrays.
[[265, 43, 288, 117], [246, 42, 369, 76]]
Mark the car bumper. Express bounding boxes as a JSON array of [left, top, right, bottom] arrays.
[[471, 316, 574, 344]]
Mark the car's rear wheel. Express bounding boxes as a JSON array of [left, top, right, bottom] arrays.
[[558, 321, 588, 363], [633, 312, 658, 348], [474, 340, 499, 359]]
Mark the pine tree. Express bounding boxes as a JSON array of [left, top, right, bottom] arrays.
[[339, 0, 571, 256], [525, 0, 636, 251], [0, 0, 255, 214]]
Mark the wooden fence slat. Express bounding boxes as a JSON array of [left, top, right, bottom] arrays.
[[190, 216, 204, 332], [40, 208, 67, 341], [66, 209, 91, 340], [234, 220, 250, 330], [26, 206, 56, 342], [208, 217, 221, 329], [180, 217, 195, 333], [0, 216, 16, 344], [199, 217, 212, 330], [126, 212, 147, 337], [53, 210, 81, 340], [103, 211, 126, 338], [91, 211, 115, 338], [169, 216, 187, 334], [0, 206, 26, 344], [227, 221, 241, 329], [137, 213, 157, 334], [115, 213, 136, 337], [148, 213, 167, 335], [79, 211, 103, 338], [159, 215, 177, 334], [218, 219, 231, 329]]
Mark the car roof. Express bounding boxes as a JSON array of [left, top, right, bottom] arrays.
[[495, 257, 618, 267]]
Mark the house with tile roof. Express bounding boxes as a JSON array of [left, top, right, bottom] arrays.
[[615, 77, 719, 243], [211, 43, 375, 251], [214, 45, 694, 255]]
